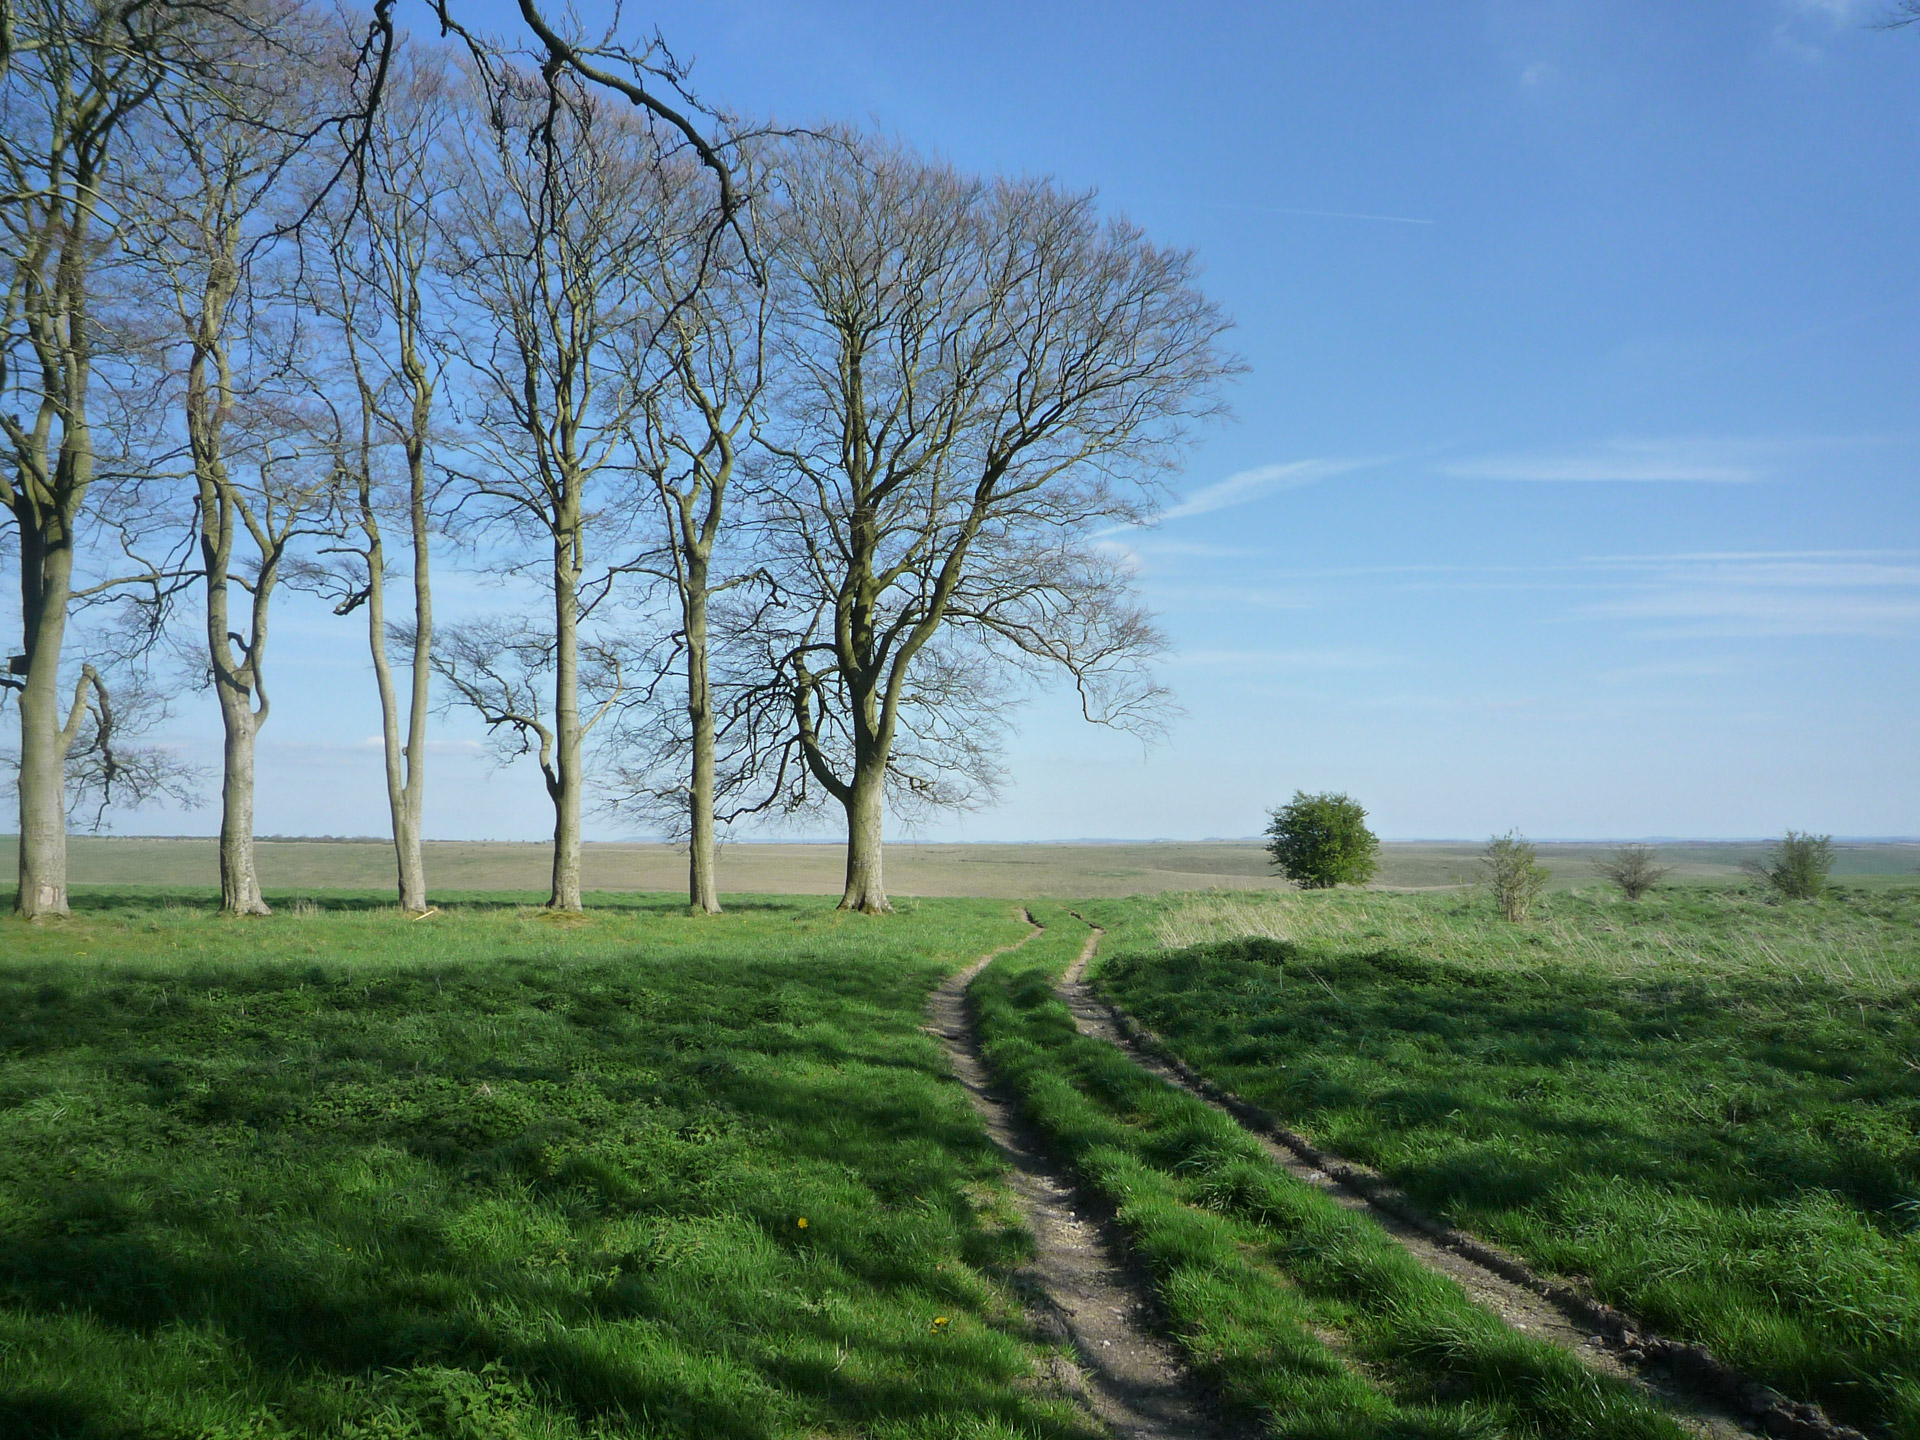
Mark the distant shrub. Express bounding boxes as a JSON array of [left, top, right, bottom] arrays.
[[1482, 831, 1550, 922], [1265, 791, 1380, 889], [1746, 831, 1835, 900], [1593, 844, 1671, 902]]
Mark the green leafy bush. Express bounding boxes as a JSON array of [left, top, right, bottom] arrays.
[[1747, 830, 1836, 900], [1264, 790, 1380, 889]]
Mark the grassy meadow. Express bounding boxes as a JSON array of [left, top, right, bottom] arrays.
[[973, 907, 1685, 1440], [1088, 884, 1920, 1437], [4, 865, 1918, 1438], [0, 892, 1095, 1440]]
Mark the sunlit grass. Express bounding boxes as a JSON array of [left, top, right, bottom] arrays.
[[0, 890, 1096, 1439], [970, 906, 1683, 1440], [1090, 883, 1920, 1437]]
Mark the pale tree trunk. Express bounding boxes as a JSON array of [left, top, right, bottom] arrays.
[[399, 464, 432, 910], [214, 683, 267, 914], [840, 761, 889, 914], [548, 534, 583, 912], [684, 559, 719, 914], [360, 501, 430, 912], [15, 532, 78, 918], [336, 219, 435, 913], [201, 509, 271, 916], [7, 91, 103, 919]]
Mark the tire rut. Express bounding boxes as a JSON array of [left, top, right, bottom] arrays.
[[1058, 916, 1869, 1440], [929, 917, 1222, 1440]]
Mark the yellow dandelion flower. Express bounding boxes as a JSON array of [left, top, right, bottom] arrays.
[[797, 1217, 809, 1229], [931, 1315, 950, 1332]]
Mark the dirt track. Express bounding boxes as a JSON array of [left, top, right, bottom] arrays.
[[927, 911, 1870, 1440], [927, 920, 1219, 1439]]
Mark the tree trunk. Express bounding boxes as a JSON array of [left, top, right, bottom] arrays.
[[549, 554, 583, 912], [215, 684, 269, 915], [399, 476, 432, 911], [839, 765, 890, 914], [685, 566, 720, 914], [200, 489, 270, 917], [363, 483, 431, 914], [14, 532, 74, 919]]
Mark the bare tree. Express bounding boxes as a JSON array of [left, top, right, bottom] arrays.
[[119, 3, 342, 914], [309, 47, 449, 913], [752, 136, 1237, 913], [433, 61, 682, 911], [0, 0, 178, 915], [1482, 831, 1550, 923], [602, 154, 771, 914]]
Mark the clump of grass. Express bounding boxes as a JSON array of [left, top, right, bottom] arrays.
[[1092, 885, 1920, 1437], [0, 892, 1093, 1439], [972, 910, 1684, 1440]]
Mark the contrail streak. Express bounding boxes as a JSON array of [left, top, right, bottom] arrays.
[[1212, 202, 1435, 225]]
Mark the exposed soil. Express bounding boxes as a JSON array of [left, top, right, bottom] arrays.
[[928, 919, 1222, 1440], [1059, 918, 1869, 1440]]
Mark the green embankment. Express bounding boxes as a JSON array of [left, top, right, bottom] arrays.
[[971, 905, 1685, 1440], [1088, 884, 1920, 1438], [0, 892, 1093, 1440]]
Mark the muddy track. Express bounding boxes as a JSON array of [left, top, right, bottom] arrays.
[[1058, 917, 1871, 1440], [928, 918, 1223, 1440]]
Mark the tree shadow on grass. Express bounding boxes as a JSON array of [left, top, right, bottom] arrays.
[[0, 938, 1091, 1440]]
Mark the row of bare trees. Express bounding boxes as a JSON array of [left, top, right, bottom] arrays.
[[3, 0, 1237, 921]]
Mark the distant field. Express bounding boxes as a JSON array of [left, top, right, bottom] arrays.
[[8, 834, 1919, 898]]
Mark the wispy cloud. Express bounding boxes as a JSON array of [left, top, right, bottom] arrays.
[[1573, 549, 1920, 637], [1789, 0, 1869, 23], [1441, 437, 1772, 483], [1773, 0, 1871, 61], [1209, 202, 1434, 226], [1159, 457, 1379, 522], [1166, 647, 1393, 671], [1586, 550, 1920, 588], [1145, 546, 1920, 639], [1581, 590, 1920, 637]]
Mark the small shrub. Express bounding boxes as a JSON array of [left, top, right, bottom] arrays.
[[1265, 790, 1380, 889], [1745, 831, 1835, 900], [1481, 830, 1549, 922], [1593, 844, 1671, 901]]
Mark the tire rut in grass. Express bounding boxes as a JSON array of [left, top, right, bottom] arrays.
[[1058, 918, 1867, 1440], [930, 917, 1221, 1440]]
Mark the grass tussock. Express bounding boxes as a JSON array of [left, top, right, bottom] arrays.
[[1093, 884, 1920, 1437], [0, 890, 1096, 1440], [971, 908, 1685, 1440]]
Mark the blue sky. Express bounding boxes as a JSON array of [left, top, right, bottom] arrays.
[[119, 0, 1920, 842]]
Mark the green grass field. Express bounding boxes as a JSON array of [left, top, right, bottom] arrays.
[[5, 879, 1917, 1438], [0, 892, 1095, 1440], [1087, 884, 1920, 1437], [972, 907, 1684, 1440]]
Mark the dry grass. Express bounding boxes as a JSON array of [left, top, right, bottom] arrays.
[[1150, 885, 1920, 994], [17, 835, 1919, 900]]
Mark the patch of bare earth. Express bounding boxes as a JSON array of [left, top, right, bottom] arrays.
[[928, 921, 1222, 1440], [1060, 919, 1869, 1440]]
